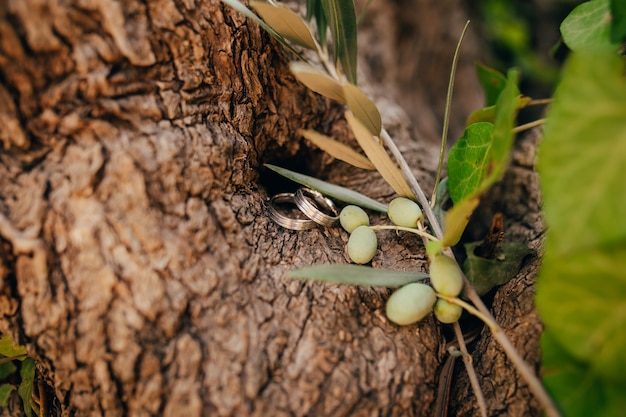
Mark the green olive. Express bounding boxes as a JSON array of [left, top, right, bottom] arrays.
[[388, 197, 423, 228], [340, 205, 370, 233], [385, 283, 436, 326], [433, 298, 463, 324], [429, 255, 464, 297], [347, 226, 377, 264]]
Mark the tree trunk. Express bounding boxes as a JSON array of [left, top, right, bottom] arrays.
[[0, 1, 543, 416]]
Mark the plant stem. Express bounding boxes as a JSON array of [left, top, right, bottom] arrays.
[[380, 128, 444, 240], [453, 279, 562, 417], [526, 98, 553, 106], [369, 225, 438, 241], [0, 353, 28, 364], [432, 20, 471, 207], [453, 321, 487, 417], [512, 118, 546, 134]]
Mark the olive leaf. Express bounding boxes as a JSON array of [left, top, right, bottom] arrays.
[[305, 0, 328, 45], [264, 164, 388, 212], [560, 0, 615, 51], [249, 1, 318, 50], [345, 111, 414, 198], [299, 129, 375, 170], [289, 62, 346, 102], [343, 83, 382, 136], [463, 241, 534, 295], [321, 0, 358, 83], [288, 264, 428, 287]]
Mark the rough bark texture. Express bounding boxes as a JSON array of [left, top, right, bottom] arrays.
[[0, 1, 542, 416]]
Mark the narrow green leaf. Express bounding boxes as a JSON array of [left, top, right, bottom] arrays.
[[0, 336, 27, 358], [18, 357, 35, 417], [343, 83, 382, 136], [322, 0, 358, 83], [537, 51, 626, 388], [0, 384, 15, 407], [288, 264, 428, 287], [561, 0, 615, 51], [432, 177, 450, 227], [610, 0, 626, 42], [447, 122, 495, 205], [289, 62, 345, 102], [249, 1, 317, 50], [345, 112, 414, 198], [300, 129, 375, 170], [307, 0, 328, 46], [476, 63, 507, 107], [463, 241, 533, 295], [264, 164, 387, 213]]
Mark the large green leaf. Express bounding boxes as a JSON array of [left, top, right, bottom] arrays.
[[447, 122, 494, 205], [611, 0, 626, 42], [537, 50, 626, 400], [264, 164, 388, 212], [560, 0, 615, 51], [537, 52, 626, 256], [321, 0, 358, 83], [541, 331, 626, 417], [288, 264, 428, 287]]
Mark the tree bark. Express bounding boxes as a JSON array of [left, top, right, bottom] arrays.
[[0, 1, 543, 416]]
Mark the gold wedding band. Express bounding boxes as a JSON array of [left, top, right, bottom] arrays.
[[294, 187, 339, 227], [268, 193, 317, 230]]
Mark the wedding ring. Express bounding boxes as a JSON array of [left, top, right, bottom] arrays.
[[268, 193, 317, 230], [294, 187, 339, 227]]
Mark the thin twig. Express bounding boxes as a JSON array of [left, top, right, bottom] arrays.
[[512, 118, 546, 134], [380, 128, 444, 239], [432, 20, 471, 207], [459, 274, 562, 417], [369, 225, 438, 242], [453, 321, 487, 417], [526, 98, 553, 106], [0, 354, 28, 364]]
